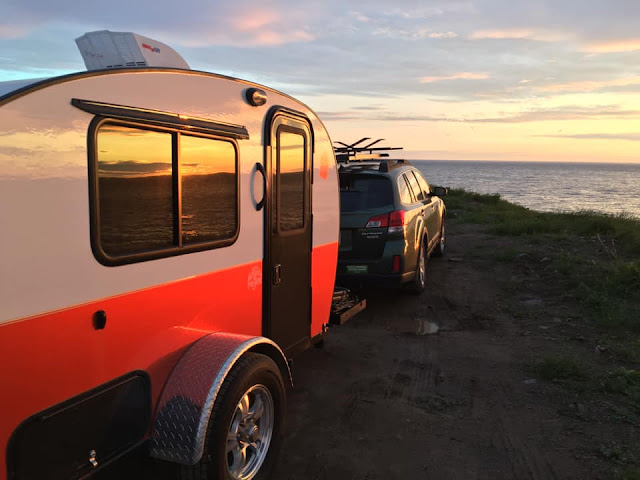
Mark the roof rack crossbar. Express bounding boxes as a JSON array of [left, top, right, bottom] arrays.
[[334, 138, 403, 163]]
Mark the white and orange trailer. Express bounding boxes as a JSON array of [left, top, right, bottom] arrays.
[[0, 31, 340, 480]]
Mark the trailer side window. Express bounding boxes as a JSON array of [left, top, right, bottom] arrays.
[[181, 135, 237, 245], [97, 125, 174, 256], [94, 122, 239, 264]]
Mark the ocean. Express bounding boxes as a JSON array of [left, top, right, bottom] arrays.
[[414, 160, 640, 219]]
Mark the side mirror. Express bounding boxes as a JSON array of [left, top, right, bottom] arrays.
[[432, 186, 448, 197]]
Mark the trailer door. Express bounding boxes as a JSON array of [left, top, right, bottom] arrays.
[[264, 111, 312, 355]]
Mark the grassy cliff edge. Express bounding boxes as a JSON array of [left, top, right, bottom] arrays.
[[446, 188, 640, 479]]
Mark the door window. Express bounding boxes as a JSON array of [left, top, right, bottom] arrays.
[[277, 129, 306, 231], [398, 175, 414, 204], [414, 171, 432, 198], [405, 171, 424, 202]]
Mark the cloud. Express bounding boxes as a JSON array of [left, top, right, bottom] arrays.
[[98, 160, 172, 176], [0, 0, 319, 48], [582, 38, 640, 53], [0, 24, 31, 39], [420, 72, 490, 83], [429, 31, 458, 39], [534, 133, 640, 142], [372, 27, 458, 41], [539, 76, 640, 93], [2, 0, 640, 106], [469, 29, 569, 43], [318, 105, 640, 124]]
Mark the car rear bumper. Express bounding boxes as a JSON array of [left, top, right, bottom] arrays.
[[336, 270, 415, 288]]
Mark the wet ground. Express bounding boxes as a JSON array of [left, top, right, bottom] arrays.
[[111, 219, 637, 479]]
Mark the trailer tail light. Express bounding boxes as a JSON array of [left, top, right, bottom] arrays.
[[392, 255, 401, 273], [388, 210, 406, 234]]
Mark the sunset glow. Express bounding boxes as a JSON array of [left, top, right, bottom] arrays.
[[1, 1, 638, 163]]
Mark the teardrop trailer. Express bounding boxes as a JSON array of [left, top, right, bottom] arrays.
[[0, 31, 362, 480]]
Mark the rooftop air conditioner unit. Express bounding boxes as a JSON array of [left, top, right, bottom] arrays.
[[75, 30, 190, 70]]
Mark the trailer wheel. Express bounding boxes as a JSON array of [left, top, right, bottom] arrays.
[[180, 353, 286, 480]]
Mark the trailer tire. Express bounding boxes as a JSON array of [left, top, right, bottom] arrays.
[[180, 353, 286, 480]]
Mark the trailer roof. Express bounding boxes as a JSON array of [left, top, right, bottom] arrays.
[[0, 78, 51, 97]]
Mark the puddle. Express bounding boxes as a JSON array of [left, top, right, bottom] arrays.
[[416, 318, 439, 335]]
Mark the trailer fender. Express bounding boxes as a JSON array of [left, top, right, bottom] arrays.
[[149, 332, 291, 465]]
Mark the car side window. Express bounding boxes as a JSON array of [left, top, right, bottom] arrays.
[[405, 171, 424, 202], [398, 175, 414, 204], [414, 171, 432, 198]]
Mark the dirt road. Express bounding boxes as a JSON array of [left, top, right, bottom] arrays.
[[271, 220, 633, 480], [113, 218, 636, 479]]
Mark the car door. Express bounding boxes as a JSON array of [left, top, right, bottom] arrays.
[[413, 170, 440, 250], [403, 171, 427, 254]]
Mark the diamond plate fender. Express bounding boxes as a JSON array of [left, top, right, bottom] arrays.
[[148, 332, 291, 465]]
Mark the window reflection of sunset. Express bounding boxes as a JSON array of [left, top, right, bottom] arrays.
[[98, 124, 171, 177], [180, 135, 235, 175], [278, 131, 304, 174]]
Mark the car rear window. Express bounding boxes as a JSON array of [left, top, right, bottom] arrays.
[[340, 175, 394, 212]]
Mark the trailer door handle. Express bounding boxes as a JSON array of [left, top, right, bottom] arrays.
[[273, 264, 282, 284], [255, 162, 266, 211]]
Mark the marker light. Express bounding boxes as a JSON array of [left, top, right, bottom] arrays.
[[392, 255, 401, 272]]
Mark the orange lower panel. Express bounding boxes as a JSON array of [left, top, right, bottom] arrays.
[[0, 261, 263, 478], [311, 242, 338, 337], [0, 242, 339, 477]]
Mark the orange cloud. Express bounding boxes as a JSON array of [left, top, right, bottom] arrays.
[[539, 76, 640, 93], [205, 10, 316, 46], [420, 72, 489, 83], [583, 39, 640, 53], [0, 25, 30, 39], [469, 29, 568, 42]]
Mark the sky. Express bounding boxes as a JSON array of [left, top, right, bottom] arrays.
[[1, 0, 639, 163]]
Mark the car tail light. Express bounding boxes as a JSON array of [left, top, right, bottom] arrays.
[[389, 210, 405, 227], [388, 210, 406, 234], [365, 213, 389, 228], [392, 255, 401, 272], [366, 211, 406, 232]]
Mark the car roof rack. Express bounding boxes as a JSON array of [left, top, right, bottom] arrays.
[[335, 138, 406, 172]]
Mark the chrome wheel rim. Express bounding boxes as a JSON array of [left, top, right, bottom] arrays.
[[418, 247, 426, 287], [226, 384, 274, 480]]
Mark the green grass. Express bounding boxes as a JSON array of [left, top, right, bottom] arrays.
[[577, 260, 640, 332], [601, 368, 640, 406], [446, 188, 640, 255], [446, 189, 640, 332], [490, 247, 522, 262], [617, 465, 640, 480], [447, 188, 640, 473], [600, 336, 640, 364], [533, 355, 589, 382]]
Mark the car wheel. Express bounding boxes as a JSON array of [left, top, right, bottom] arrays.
[[180, 353, 286, 480], [433, 218, 446, 257], [407, 241, 426, 294]]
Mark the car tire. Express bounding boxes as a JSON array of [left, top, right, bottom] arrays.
[[180, 353, 286, 480], [407, 240, 427, 294], [433, 217, 446, 257]]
